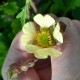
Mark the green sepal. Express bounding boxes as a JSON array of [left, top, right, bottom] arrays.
[[8, 71, 18, 79], [8, 67, 18, 79]]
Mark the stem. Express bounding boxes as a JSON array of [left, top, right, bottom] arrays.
[[29, 0, 37, 13], [26, 0, 37, 20], [26, 5, 30, 20]]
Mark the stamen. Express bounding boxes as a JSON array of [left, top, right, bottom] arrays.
[[36, 30, 53, 48]]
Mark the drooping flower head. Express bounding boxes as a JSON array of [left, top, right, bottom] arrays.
[[21, 14, 63, 59]]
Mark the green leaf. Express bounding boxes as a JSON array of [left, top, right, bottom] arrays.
[[26, 0, 30, 4], [0, 5, 4, 11], [39, 1, 51, 13], [0, 41, 7, 73], [0, 57, 5, 75], [3, 2, 19, 16], [50, 4, 59, 14], [62, 0, 80, 16], [21, 8, 27, 26], [16, 7, 27, 26], [0, 57, 5, 66], [64, 0, 80, 10], [52, 0, 65, 16], [0, 34, 7, 55], [8, 32, 15, 41], [0, 42, 7, 56], [16, 11, 23, 19], [54, 0, 65, 10], [16, 0, 31, 26], [11, 19, 21, 35], [72, 7, 80, 20], [15, 0, 25, 8]]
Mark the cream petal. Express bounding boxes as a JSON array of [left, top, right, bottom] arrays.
[[21, 34, 41, 53], [49, 48, 62, 58], [21, 34, 33, 47], [34, 52, 45, 59], [34, 14, 55, 28], [35, 48, 62, 59], [22, 22, 36, 35], [34, 49, 49, 59], [25, 43, 41, 53], [44, 15, 55, 28], [33, 14, 45, 27], [22, 22, 36, 44], [53, 23, 63, 43]]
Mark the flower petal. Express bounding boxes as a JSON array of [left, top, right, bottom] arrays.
[[21, 34, 40, 53], [22, 22, 36, 35], [35, 48, 62, 59], [53, 23, 63, 43], [33, 14, 45, 27], [49, 48, 62, 58], [25, 43, 41, 53], [44, 15, 55, 28], [21, 34, 32, 47], [22, 22, 36, 46], [33, 14, 55, 28], [35, 48, 49, 59]]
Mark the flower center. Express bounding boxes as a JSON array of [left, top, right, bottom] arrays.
[[36, 30, 53, 48]]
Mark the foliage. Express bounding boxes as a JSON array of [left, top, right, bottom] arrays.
[[0, 0, 80, 79]]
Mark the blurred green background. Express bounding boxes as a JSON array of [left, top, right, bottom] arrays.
[[0, 0, 80, 79]]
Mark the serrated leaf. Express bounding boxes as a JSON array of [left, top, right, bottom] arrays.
[[16, 0, 31, 26], [26, 0, 30, 4], [21, 8, 27, 26], [16, 11, 23, 19], [16, 7, 27, 26]]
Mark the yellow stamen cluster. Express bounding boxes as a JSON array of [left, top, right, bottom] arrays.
[[36, 30, 53, 48]]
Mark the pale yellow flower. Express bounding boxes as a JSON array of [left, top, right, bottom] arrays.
[[21, 14, 63, 59]]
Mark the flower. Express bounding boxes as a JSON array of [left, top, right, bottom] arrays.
[[21, 14, 63, 59]]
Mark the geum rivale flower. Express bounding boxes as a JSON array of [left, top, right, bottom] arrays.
[[21, 14, 63, 59]]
